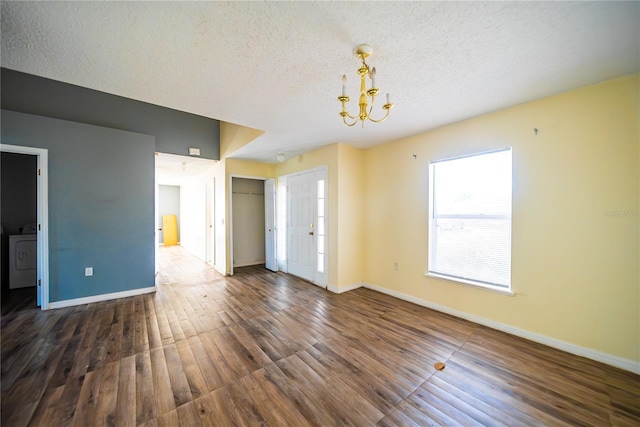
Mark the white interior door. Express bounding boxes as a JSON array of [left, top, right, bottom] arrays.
[[287, 172, 315, 281], [264, 179, 277, 271], [214, 177, 226, 273]]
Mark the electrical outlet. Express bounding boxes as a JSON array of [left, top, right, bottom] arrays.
[[85, 267, 93, 277], [394, 262, 399, 271]]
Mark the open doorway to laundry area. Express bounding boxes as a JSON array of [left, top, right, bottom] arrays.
[[0, 144, 49, 312]]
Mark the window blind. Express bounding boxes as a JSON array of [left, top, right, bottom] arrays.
[[429, 148, 512, 288]]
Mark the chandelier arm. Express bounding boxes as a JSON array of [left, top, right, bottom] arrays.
[[342, 115, 359, 127], [367, 108, 391, 123], [343, 109, 360, 120]]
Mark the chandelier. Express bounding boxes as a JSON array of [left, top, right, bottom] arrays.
[[338, 44, 394, 127]]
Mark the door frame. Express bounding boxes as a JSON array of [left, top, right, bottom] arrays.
[[264, 178, 277, 272], [206, 179, 215, 265], [228, 174, 269, 276], [0, 144, 50, 310]]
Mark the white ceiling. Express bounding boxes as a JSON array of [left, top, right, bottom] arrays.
[[2, 1, 639, 163]]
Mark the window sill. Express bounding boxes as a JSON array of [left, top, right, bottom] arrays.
[[425, 272, 515, 296]]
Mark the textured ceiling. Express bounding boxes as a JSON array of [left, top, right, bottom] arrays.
[[2, 1, 639, 163]]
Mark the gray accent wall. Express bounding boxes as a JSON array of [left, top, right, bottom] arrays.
[[1, 68, 220, 160], [1, 109, 155, 302]]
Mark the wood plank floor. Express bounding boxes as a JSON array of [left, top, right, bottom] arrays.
[[2, 245, 639, 426]]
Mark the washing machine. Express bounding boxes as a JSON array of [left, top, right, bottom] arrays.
[[9, 233, 37, 289]]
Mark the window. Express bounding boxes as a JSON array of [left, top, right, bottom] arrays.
[[428, 148, 512, 290], [317, 179, 326, 274]]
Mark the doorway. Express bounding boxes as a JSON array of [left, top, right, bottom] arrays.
[[158, 185, 180, 245], [0, 144, 49, 310], [231, 177, 266, 268], [154, 153, 217, 276]]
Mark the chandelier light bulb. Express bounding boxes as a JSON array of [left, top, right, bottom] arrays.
[[371, 66, 376, 88], [341, 74, 347, 96]]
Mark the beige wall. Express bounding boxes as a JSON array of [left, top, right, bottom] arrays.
[[363, 74, 639, 363], [336, 143, 365, 288]]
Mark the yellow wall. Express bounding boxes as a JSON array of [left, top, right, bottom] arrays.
[[336, 143, 365, 288], [226, 158, 275, 178], [363, 74, 639, 362]]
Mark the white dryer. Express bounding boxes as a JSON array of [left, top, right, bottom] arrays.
[[9, 234, 37, 289]]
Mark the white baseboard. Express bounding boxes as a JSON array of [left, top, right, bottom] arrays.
[[48, 286, 156, 309], [327, 282, 364, 294], [362, 282, 640, 375]]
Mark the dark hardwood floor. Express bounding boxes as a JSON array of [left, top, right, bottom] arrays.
[[1, 245, 639, 426]]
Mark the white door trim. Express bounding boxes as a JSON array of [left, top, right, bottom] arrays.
[[0, 144, 50, 310], [206, 180, 215, 265], [264, 178, 277, 272]]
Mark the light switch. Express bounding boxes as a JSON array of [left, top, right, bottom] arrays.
[[85, 267, 93, 276]]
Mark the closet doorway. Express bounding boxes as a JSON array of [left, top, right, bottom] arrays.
[[230, 177, 266, 270]]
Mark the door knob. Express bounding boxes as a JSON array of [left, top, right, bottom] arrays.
[[308, 231, 314, 235]]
